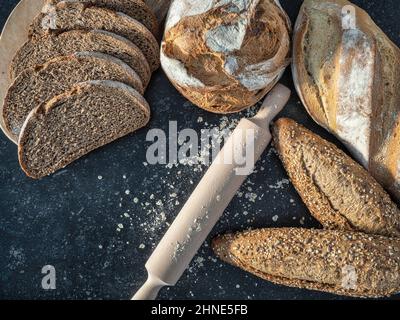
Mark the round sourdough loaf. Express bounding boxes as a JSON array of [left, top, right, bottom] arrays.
[[161, 0, 291, 114]]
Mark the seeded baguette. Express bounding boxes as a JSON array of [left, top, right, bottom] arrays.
[[273, 118, 400, 237], [29, 2, 160, 71], [10, 30, 151, 87], [213, 228, 400, 298], [3, 52, 143, 140], [18, 80, 150, 179], [46, 0, 159, 36]]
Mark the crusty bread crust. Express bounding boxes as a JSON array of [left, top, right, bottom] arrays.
[[18, 80, 150, 179], [273, 118, 400, 237], [292, 0, 400, 201], [213, 228, 400, 298], [161, 0, 291, 113]]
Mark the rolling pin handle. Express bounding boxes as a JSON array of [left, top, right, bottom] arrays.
[[132, 274, 166, 300]]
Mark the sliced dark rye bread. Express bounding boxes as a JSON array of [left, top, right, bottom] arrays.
[[29, 2, 160, 71], [45, 0, 159, 36], [3, 51, 143, 140], [18, 80, 151, 179], [10, 30, 151, 87]]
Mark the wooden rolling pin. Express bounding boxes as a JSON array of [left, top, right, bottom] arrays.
[[132, 84, 291, 300]]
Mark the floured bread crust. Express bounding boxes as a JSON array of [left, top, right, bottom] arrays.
[[18, 80, 150, 179], [292, 0, 400, 201], [161, 0, 291, 114]]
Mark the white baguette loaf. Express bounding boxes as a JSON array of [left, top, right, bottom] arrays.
[[161, 0, 291, 114], [292, 0, 400, 201]]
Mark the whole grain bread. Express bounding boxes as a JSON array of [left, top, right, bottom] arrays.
[[19, 80, 150, 179], [10, 30, 151, 87], [30, 2, 160, 71], [3, 52, 143, 140], [292, 0, 400, 201], [213, 228, 400, 298], [273, 118, 400, 237], [46, 0, 159, 36]]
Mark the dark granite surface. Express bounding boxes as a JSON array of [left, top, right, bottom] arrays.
[[0, 0, 399, 300]]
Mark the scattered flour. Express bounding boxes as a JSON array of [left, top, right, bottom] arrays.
[[268, 179, 290, 189]]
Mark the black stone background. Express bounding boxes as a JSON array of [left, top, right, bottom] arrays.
[[0, 0, 399, 300]]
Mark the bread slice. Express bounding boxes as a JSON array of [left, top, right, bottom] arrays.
[[10, 30, 151, 87], [46, 0, 159, 36], [3, 52, 143, 140], [30, 2, 160, 71], [18, 80, 150, 179], [273, 118, 400, 237], [213, 228, 400, 298]]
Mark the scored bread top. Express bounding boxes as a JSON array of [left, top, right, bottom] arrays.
[[18, 80, 150, 179], [292, 0, 400, 201], [161, 0, 291, 113], [10, 29, 151, 87], [212, 228, 400, 298], [45, 0, 159, 36], [273, 118, 400, 238], [3, 51, 144, 140], [30, 2, 160, 71]]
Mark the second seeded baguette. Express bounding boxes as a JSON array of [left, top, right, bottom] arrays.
[[273, 118, 400, 237], [213, 228, 400, 298]]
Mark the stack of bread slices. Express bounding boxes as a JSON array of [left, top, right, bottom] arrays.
[[3, 0, 160, 179]]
